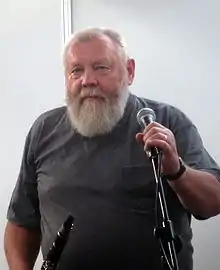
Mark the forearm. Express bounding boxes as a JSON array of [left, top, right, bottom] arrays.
[[4, 222, 41, 270], [169, 167, 220, 218]]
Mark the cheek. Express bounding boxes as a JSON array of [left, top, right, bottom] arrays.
[[66, 77, 81, 97], [99, 75, 124, 94]]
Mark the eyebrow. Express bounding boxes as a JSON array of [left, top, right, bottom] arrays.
[[67, 57, 112, 69], [92, 58, 112, 64]]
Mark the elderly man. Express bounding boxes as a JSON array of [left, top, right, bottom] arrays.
[[4, 28, 220, 270]]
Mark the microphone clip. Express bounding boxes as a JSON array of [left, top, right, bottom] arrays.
[[144, 146, 161, 160]]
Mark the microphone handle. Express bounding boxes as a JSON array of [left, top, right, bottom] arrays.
[[41, 215, 74, 270], [140, 118, 161, 159]]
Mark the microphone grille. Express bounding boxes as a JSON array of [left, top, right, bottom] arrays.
[[136, 107, 156, 126]]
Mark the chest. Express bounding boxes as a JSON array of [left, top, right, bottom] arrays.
[[35, 132, 158, 214]]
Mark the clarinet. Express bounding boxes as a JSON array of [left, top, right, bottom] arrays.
[[41, 215, 74, 270]]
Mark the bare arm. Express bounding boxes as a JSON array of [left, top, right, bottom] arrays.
[[169, 167, 220, 218], [137, 121, 220, 219], [4, 222, 41, 270]]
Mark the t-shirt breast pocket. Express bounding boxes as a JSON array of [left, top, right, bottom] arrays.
[[117, 164, 156, 215]]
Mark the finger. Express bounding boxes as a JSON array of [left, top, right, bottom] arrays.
[[143, 127, 168, 142], [135, 133, 144, 143], [143, 130, 168, 143], [144, 122, 166, 133], [145, 139, 171, 153]]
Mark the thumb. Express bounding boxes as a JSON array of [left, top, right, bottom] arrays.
[[135, 132, 144, 144]]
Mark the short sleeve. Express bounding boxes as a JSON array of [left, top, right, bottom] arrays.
[[7, 127, 41, 230], [171, 107, 220, 181]]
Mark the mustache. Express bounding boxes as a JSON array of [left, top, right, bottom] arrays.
[[80, 87, 106, 99]]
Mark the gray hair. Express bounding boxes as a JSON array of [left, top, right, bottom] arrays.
[[63, 27, 129, 64]]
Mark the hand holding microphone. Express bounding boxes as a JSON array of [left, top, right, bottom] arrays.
[[136, 108, 181, 176]]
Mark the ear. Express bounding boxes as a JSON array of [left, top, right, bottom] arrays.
[[127, 58, 135, 85]]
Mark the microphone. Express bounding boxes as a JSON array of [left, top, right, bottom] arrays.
[[136, 107, 156, 129], [41, 215, 74, 270], [136, 107, 160, 158]]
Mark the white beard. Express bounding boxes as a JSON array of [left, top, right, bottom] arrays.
[[66, 86, 129, 137]]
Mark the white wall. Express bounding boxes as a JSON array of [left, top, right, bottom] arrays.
[[71, 0, 220, 269], [1, 1, 220, 270], [0, 1, 64, 268]]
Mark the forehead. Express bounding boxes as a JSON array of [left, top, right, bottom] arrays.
[[65, 36, 119, 64]]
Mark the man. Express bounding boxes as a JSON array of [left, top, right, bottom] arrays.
[[4, 27, 220, 270]]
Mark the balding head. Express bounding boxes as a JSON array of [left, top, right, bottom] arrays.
[[63, 27, 129, 66]]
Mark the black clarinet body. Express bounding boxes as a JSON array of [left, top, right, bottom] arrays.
[[41, 215, 74, 270]]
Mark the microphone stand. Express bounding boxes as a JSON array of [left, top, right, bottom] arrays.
[[146, 148, 180, 270]]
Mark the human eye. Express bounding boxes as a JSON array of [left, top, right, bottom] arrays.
[[94, 65, 110, 71], [71, 66, 83, 74]]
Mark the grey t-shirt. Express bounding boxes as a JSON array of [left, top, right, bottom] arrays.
[[7, 94, 220, 270]]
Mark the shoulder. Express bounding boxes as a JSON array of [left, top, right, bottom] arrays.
[[132, 94, 195, 130], [133, 94, 184, 116], [30, 106, 67, 133], [26, 106, 68, 148], [33, 106, 66, 125]]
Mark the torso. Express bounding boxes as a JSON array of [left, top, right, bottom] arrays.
[[35, 95, 193, 270]]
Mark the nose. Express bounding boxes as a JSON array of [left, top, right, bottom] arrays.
[[81, 71, 98, 87]]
